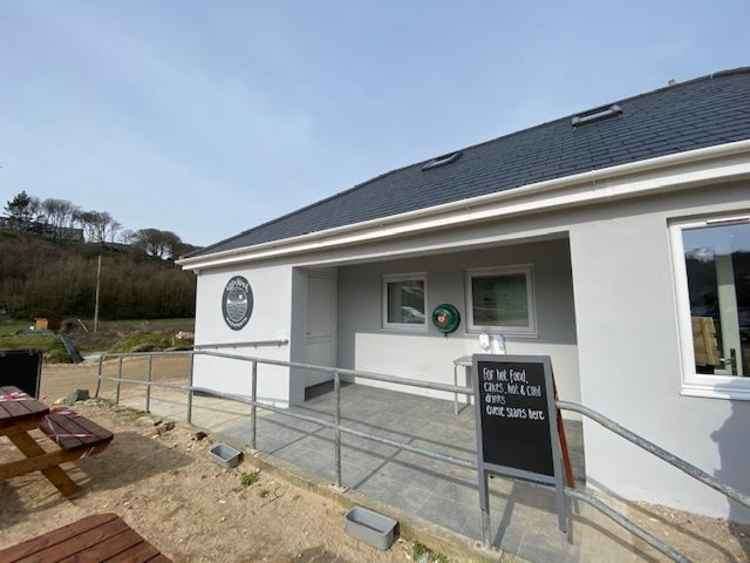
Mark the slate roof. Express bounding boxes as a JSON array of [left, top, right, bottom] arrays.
[[189, 67, 750, 259]]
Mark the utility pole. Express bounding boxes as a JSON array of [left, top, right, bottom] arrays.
[[93, 254, 102, 333]]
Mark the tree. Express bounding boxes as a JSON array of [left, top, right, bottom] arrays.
[[130, 228, 168, 257], [76, 210, 113, 243], [27, 197, 44, 222], [108, 221, 122, 242], [4, 190, 33, 223], [41, 198, 77, 235], [117, 229, 135, 244]]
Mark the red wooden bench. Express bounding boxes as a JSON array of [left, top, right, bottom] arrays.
[[0, 513, 172, 562], [0, 387, 113, 497]]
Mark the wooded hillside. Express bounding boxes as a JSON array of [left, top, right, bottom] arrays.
[[0, 231, 196, 320]]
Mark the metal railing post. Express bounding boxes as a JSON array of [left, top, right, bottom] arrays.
[[186, 352, 194, 424], [115, 356, 123, 405], [250, 360, 257, 450], [334, 371, 342, 487], [145, 355, 153, 413], [453, 363, 459, 415], [95, 354, 104, 398]]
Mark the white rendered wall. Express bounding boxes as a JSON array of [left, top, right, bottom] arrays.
[[568, 184, 750, 523], [337, 238, 581, 413], [192, 263, 293, 407]]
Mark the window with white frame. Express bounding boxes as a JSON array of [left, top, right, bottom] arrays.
[[382, 273, 427, 329], [465, 265, 537, 336], [670, 213, 750, 399]]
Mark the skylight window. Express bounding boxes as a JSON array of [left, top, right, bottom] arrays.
[[571, 104, 623, 127], [422, 151, 462, 171]]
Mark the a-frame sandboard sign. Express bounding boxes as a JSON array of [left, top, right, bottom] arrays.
[[472, 354, 573, 546]]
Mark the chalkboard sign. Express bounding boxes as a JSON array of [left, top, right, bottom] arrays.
[[472, 354, 570, 545], [472, 354, 561, 484]]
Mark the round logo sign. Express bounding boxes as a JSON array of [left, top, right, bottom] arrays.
[[222, 276, 253, 330]]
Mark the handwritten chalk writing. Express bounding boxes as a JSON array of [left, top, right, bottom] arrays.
[[484, 394, 506, 405], [509, 369, 527, 383], [484, 381, 504, 393], [476, 358, 556, 477], [525, 385, 542, 397]]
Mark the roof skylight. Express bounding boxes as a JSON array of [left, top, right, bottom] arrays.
[[422, 151, 462, 171], [571, 104, 623, 127]]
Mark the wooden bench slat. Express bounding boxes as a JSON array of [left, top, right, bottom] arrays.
[[0, 402, 11, 421], [1, 399, 32, 418], [104, 540, 160, 563], [0, 387, 49, 430], [58, 529, 144, 562], [40, 411, 113, 452], [40, 414, 84, 451], [18, 518, 131, 563], [63, 412, 113, 443], [0, 514, 118, 561]]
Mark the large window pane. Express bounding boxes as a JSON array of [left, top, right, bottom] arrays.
[[386, 280, 425, 325], [683, 221, 750, 377], [471, 273, 529, 327]]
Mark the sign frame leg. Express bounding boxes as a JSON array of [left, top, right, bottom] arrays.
[[478, 468, 491, 547]]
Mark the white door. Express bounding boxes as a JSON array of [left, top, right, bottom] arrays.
[[304, 270, 338, 388]]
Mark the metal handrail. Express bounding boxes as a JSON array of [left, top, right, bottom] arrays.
[[193, 339, 289, 350], [201, 349, 474, 395], [565, 487, 688, 562], [558, 400, 750, 510], [93, 350, 748, 562]]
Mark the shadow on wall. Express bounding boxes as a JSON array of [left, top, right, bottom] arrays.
[[711, 400, 750, 558]]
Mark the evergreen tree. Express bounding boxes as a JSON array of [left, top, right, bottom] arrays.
[[4, 190, 33, 222]]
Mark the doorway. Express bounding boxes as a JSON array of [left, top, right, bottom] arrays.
[[303, 269, 338, 390]]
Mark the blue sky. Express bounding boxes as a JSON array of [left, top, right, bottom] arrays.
[[2, 2, 748, 246]]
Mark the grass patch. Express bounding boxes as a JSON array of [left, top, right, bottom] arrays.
[[258, 488, 269, 498], [240, 471, 260, 488], [109, 331, 175, 353], [412, 542, 448, 563], [45, 339, 73, 364], [0, 333, 73, 363], [0, 319, 31, 337]]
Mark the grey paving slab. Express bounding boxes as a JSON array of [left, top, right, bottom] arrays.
[[217, 383, 589, 560], [127, 380, 596, 560]]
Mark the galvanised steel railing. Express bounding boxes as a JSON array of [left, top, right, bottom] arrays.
[[94, 349, 750, 562]]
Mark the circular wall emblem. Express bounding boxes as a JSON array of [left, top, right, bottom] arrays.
[[222, 276, 253, 330]]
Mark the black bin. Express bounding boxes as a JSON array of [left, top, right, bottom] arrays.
[[0, 349, 43, 398]]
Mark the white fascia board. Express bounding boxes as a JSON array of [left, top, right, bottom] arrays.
[[178, 139, 750, 271]]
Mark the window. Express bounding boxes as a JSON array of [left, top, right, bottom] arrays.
[[465, 265, 537, 336], [421, 151, 462, 171], [571, 104, 622, 127], [671, 214, 750, 399], [382, 273, 427, 330]]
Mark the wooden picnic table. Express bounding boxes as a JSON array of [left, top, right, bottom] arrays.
[[0, 386, 113, 497], [0, 513, 172, 562]]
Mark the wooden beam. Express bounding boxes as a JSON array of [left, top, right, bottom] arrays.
[[3, 431, 79, 496]]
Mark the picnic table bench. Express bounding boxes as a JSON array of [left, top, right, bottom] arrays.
[[0, 513, 172, 562], [0, 386, 113, 497]]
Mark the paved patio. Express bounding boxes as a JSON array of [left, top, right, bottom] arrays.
[[121, 380, 597, 561]]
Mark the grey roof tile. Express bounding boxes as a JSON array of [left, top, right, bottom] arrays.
[[188, 67, 750, 259]]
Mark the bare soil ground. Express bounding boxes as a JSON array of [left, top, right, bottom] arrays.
[[17, 361, 750, 562], [0, 401, 417, 563]]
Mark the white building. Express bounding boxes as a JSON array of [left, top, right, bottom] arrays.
[[178, 68, 750, 523]]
